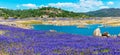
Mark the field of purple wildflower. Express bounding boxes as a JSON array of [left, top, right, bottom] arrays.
[[0, 25, 120, 55]]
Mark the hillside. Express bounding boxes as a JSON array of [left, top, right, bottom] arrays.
[[0, 7, 91, 19], [87, 8, 120, 17], [1, 7, 120, 19]]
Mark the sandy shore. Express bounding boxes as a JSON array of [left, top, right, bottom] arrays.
[[0, 18, 120, 29], [41, 18, 120, 27]]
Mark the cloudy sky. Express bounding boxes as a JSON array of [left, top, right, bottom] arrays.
[[0, 0, 119, 12]]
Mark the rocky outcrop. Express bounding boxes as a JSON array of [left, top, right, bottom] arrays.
[[93, 28, 102, 36], [49, 30, 56, 32], [102, 32, 110, 37]]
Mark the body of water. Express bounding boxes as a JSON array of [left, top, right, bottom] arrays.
[[33, 24, 120, 36]]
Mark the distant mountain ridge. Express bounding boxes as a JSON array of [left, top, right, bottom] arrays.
[[86, 8, 120, 17]]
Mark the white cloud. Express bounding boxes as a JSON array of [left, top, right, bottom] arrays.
[[16, 3, 37, 9], [48, 3, 78, 8], [41, 0, 104, 12], [17, 0, 107, 12], [0, 7, 6, 8], [100, 6, 109, 9], [80, 0, 103, 7], [80, 0, 85, 2], [39, 5, 48, 8], [107, 1, 114, 5], [16, 5, 20, 8], [22, 3, 37, 8]]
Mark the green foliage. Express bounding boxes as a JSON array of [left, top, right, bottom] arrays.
[[13, 15, 18, 19], [3, 13, 9, 19], [0, 7, 92, 19]]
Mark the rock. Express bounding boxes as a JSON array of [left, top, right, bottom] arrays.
[[93, 28, 102, 36], [102, 32, 110, 37], [118, 33, 120, 36], [49, 30, 56, 32]]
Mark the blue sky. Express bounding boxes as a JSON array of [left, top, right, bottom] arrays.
[[0, 0, 119, 12]]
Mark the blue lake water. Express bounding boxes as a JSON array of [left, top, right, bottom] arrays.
[[33, 24, 120, 36]]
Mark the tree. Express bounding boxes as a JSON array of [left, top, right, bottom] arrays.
[[13, 15, 18, 19], [3, 13, 9, 19]]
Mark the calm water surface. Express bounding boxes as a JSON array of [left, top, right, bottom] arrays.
[[33, 24, 120, 36]]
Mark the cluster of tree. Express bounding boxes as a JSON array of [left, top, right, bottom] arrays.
[[0, 7, 93, 19]]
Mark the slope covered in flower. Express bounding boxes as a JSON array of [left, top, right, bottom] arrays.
[[0, 25, 120, 55]]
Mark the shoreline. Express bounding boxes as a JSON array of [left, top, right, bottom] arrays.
[[0, 18, 120, 29]]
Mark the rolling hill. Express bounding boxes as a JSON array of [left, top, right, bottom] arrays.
[[1, 7, 120, 19], [86, 8, 120, 17], [0, 7, 91, 19]]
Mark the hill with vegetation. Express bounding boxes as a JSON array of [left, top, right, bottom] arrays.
[[87, 8, 120, 17], [0, 7, 92, 19]]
